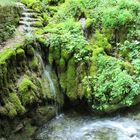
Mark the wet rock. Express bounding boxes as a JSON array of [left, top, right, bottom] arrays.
[[14, 123, 24, 133], [0, 138, 7, 140], [32, 105, 56, 126]]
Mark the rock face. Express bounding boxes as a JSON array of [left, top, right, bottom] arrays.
[[0, 41, 59, 139], [0, 3, 60, 139], [0, 5, 19, 44], [0, 41, 59, 117]]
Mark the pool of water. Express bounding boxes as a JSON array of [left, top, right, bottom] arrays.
[[35, 111, 140, 140]]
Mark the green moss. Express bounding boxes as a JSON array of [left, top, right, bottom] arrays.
[[5, 102, 17, 118], [94, 30, 112, 53], [53, 47, 61, 65], [34, 28, 44, 35], [86, 18, 94, 30], [37, 37, 46, 45], [24, 123, 37, 137], [123, 61, 134, 74], [59, 58, 65, 71], [8, 93, 25, 114], [0, 48, 16, 62], [29, 57, 38, 71], [42, 12, 49, 25], [76, 63, 86, 98], [16, 48, 25, 60], [18, 76, 38, 106], [26, 45, 35, 57], [66, 58, 77, 100], [0, 92, 26, 117], [61, 49, 71, 62], [35, 21, 43, 27], [90, 47, 104, 75], [48, 52, 53, 65], [48, 6, 58, 16], [60, 72, 67, 92]]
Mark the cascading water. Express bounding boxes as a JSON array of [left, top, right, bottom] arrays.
[[36, 53, 59, 116], [44, 65, 56, 96], [22, 12, 32, 33], [17, 2, 38, 33], [36, 53, 56, 96], [80, 17, 87, 40], [80, 18, 86, 33], [35, 112, 140, 140]]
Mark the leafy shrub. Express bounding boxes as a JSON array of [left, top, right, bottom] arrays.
[[45, 19, 91, 63], [83, 55, 140, 112]]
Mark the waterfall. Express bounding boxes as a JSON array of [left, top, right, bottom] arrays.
[[44, 65, 56, 96], [80, 17, 86, 32], [17, 2, 37, 33], [36, 53, 56, 96], [36, 53, 59, 117], [80, 17, 88, 41]]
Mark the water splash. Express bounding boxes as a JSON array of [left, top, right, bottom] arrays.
[[36, 113, 140, 140]]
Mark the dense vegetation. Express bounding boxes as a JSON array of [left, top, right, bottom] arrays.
[[0, 0, 16, 6], [0, 0, 140, 118], [0, 0, 140, 139], [23, 0, 140, 113]]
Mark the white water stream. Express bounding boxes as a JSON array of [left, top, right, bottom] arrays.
[[17, 2, 37, 33], [35, 112, 140, 140], [36, 53, 56, 96], [80, 18, 86, 32]]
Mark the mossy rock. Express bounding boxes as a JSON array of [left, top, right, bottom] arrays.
[[48, 52, 53, 65], [35, 21, 43, 27], [89, 47, 104, 76], [0, 48, 16, 63], [60, 72, 67, 92], [8, 93, 25, 114], [59, 57, 66, 71], [29, 56, 39, 71], [16, 48, 25, 61], [123, 61, 134, 74], [85, 18, 95, 30], [33, 106, 56, 126], [26, 45, 35, 57], [18, 76, 38, 106], [4, 102, 17, 118], [93, 30, 112, 53], [66, 58, 77, 100], [2, 92, 25, 117]]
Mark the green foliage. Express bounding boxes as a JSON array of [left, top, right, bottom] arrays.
[[93, 30, 112, 52], [45, 19, 91, 63], [17, 0, 140, 113], [21, 0, 37, 6], [93, 0, 140, 29], [119, 40, 140, 61], [83, 55, 140, 112], [0, 0, 16, 6], [101, 6, 133, 29]]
